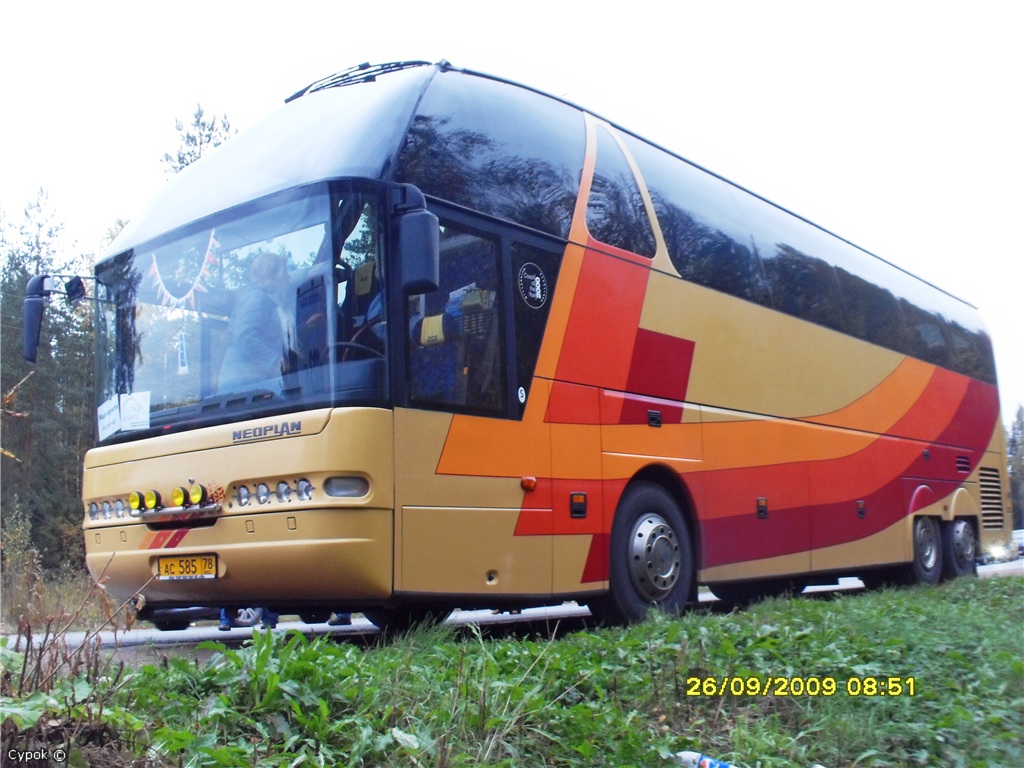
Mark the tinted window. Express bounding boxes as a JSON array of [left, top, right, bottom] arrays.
[[829, 240, 908, 351], [735, 194, 847, 332], [396, 72, 584, 239], [586, 126, 656, 256], [899, 298, 951, 369], [623, 134, 771, 305]]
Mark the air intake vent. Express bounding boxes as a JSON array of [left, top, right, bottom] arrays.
[[956, 455, 971, 473], [978, 467, 1005, 529]]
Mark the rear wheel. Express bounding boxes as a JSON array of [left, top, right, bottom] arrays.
[[941, 518, 977, 579], [590, 482, 693, 625], [908, 516, 943, 585], [152, 619, 191, 632], [231, 607, 263, 627]]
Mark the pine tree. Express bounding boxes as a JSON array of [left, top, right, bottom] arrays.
[[0, 190, 93, 570], [1008, 406, 1023, 529], [162, 104, 236, 174]]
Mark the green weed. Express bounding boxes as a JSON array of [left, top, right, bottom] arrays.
[[2, 577, 1022, 767]]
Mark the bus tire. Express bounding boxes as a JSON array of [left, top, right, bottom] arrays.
[[151, 619, 191, 632], [941, 518, 978, 579], [591, 481, 693, 625], [232, 607, 263, 627], [908, 516, 943, 585]]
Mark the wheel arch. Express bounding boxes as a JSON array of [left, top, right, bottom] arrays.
[[625, 463, 701, 568]]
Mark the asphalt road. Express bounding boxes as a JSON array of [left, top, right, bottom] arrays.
[[53, 559, 1023, 657]]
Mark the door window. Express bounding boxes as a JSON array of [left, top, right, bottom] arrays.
[[406, 221, 505, 413]]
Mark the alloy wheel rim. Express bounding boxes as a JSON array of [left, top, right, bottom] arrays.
[[628, 512, 681, 602]]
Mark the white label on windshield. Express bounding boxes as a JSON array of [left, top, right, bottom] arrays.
[[119, 392, 151, 431], [97, 396, 121, 441]]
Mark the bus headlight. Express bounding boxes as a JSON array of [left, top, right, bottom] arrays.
[[275, 481, 292, 503], [295, 479, 314, 501], [255, 483, 271, 505], [236, 486, 251, 507]]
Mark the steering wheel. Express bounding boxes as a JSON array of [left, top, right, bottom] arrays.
[[341, 318, 386, 361]]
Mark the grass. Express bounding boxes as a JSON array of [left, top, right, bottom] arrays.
[[1, 576, 1022, 767], [0, 561, 132, 636]]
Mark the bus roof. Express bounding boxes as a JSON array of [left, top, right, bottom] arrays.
[[102, 60, 988, 375]]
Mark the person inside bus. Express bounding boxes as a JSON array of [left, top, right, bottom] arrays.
[[219, 251, 296, 392]]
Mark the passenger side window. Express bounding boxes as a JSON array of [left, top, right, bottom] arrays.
[[406, 222, 505, 413], [586, 126, 656, 257]]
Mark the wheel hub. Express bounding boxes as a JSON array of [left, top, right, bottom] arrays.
[[915, 518, 938, 571], [628, 512, 681, 602]]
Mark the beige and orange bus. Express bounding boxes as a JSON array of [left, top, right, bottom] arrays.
[[25, 61, 1012, 629]]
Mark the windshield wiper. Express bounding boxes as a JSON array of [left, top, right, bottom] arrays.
[[285, 60, 434, 103]]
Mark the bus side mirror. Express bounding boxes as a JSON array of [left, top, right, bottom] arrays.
[[23, 274, 89, 363], [398, 209, 439, 295], [23, 274, 51, 364]]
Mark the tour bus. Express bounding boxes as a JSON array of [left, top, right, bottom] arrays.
[[25, 60, 1012, 630]]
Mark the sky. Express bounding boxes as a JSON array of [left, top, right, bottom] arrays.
[[2, 1, 1021, 425]]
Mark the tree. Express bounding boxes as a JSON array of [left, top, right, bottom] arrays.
[[1008, 406, 1024, 529], [0, 190, 94, 571], [162, 104, 236, 174]]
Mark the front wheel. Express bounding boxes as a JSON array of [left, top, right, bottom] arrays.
[[590, 482, 694, 625]]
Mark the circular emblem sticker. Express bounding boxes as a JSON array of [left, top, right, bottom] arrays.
[[517, 263, 548, 310]]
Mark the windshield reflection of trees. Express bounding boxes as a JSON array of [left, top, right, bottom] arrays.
[[397, 115, 578, 240]]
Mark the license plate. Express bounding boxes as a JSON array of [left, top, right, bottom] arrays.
[[158, 553, 218, 580]]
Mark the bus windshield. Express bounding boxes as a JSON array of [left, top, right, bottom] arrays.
[[94, 184, 388, 442]]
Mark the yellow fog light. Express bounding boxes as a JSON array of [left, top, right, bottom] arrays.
[[189, 483, 208, 505], [129, 491, 144, 511], [172, 486, 189, 507], [144, 489, 162, 510]]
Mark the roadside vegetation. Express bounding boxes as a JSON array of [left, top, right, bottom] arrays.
[[1, 576, 1021, 767]]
